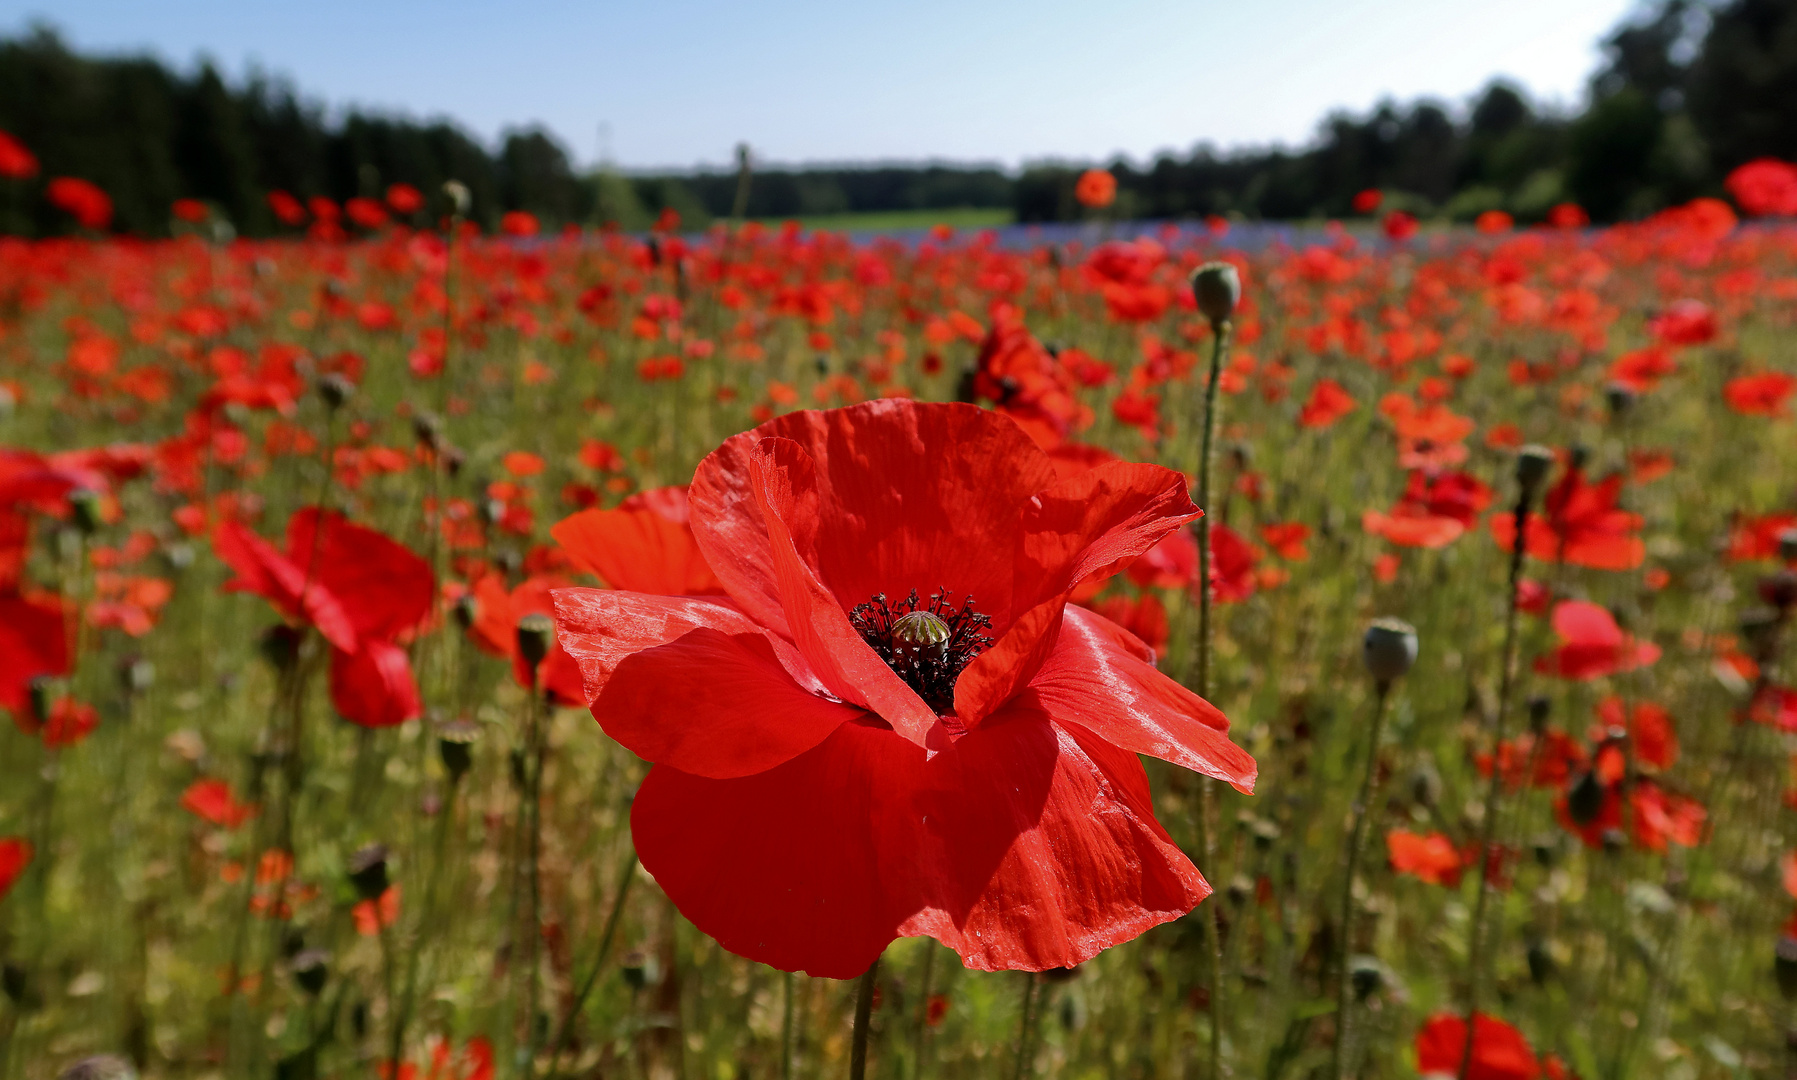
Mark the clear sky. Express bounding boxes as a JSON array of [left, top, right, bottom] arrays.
[[0, 0, 1643, 171]]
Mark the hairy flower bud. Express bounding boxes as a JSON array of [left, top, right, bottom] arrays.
[[1190, 262, 1240, 331], [1362, 617, 1418, 684], [516, 613, 555, 670], [346, 843, 390, 902], [1515, 444, 1555, 499]]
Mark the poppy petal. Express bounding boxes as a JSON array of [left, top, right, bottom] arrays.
[[286, 509, 434, 642], [900, 708, 1209, 971], [551, 488, 721, 596], [552, 587, 782, 703], [597, 627, 864, 778], [1021, 605, 1256, 792], [329, 640, 421, 728], [0, 593, 69, 713], [213, 519, 358, 651], [631, 717, 926, 978]]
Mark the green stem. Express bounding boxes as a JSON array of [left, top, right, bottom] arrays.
[[1332, 680, 1392, 1080], [545, 849, 639, 1079], [782, 970, 796, 1080], [850, 958, 879, 1080], [1011, 973, 1039, 1080], [1193, 319, 1231, 1079], [1459, 487, 1535, 1080]]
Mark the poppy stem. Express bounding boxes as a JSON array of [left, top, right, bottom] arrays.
[[1011, 972, 1039, 1080], [781, 969, 796, 1080], [1192, 317, 1232, 1080], [849, 957, 879, 1080], [1331, 678, 1392, 1080], [1459, 482, 1537, 1080], [544, 848, 638, 1080]]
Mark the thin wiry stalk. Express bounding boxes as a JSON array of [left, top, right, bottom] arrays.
[[850, 957, 879, 1080], [1332, 679, 1392, 1080]]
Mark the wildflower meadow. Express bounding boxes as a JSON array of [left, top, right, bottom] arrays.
[[4, 150, 1797, 1080]]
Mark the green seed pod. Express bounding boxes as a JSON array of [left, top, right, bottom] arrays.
[[890, 610, 951, 663], [1567, 771, 1606, 826], [516, 613, 556, 670], [1362, 617, 1418, 684], [437, 719, 480, 783], [1189, 262, 1241, 331], [67, 489, 103, 536], [1515, 445, 1556, 498], [1527, 939, 1557, 985]]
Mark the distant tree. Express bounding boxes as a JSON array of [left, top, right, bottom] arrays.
[[1688, 0, 1797, 169]]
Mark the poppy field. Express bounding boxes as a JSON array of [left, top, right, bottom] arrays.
[[5, 162, 1797, 1080]]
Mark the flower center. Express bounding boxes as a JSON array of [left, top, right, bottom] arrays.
[[850, 589, 994, 712]]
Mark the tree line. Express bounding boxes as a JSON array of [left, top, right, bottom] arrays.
[[0, 0, 1792, 236]]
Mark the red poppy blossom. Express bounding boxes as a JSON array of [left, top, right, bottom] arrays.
[[1126, 525, 1196, 591], [1593, 696, 1677, 770], [553, 486, 722, 596], [1491, 463, 1644, 570], [1534, 601, 1659, 680], [267, 190, 307, 226], [1086, 592, 1169, 656], [1298, 378, 1357, 429], [1363, 469, 1492, 549], [1415, 1012, 1541, 1080], [1387, 829, 1463, 886], [1725, 158, 1797, 217], [1382, 210, 1418, 242], [1074, 169, 1117, 209], [22, 696, 99, 749], [214, 509, 433, 727], [385, 183, 425, 215], [1477, 729, 1587, 790], [1723, 372, 1797, 417], [181, 778, 257, 829], [0, 837, 31, 901], [0, 130, 37, 179], [0, 592, 70, 719], [466, 572, 588, 704], [1648, 300, 1718, 347], [47, 177, 113, 230], [554, 401, 1255, 977], [1205, 523, 1260, 603], [501, 211, 540, 237], [1351, 189, 1382, 214]]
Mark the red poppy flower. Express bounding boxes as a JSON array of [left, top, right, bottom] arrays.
[[1534, 601, 1659, 680], [501, 211, 540, 237], [1648, 299, 1718, 347], [0, 130, 37, 179], [1476, 729, 1588, 790], [1382, 210, 1418, 242], [1725, 158, 1797, 217], [385, 183, 425, 215], [1593, 696, 1677, 770], [1728, 511, 1797, 562], [181, 778, 257, 829], [47, 177, 112, 230], [1074, 169, 1117, 209], [1491, 462, 1644, 570], [1127, 525, 1197, 590], [0, 592, 70, 718], [267, 190, 307, 226], [1298, 378, 1357, 429], [214, 509, 433, 727], [1607, 346, 1676, 393], [1351, 189, 1382, 214], [1415, 1012, 1541, 1080], [21, 696, 99, 749], [1086, 592, 1169, 656], [968, 313, 1090, 449], [552, 486, 722, 596], [0, 837, 31, 902], [1723, 372, 1797, 417], [1206, 523, 1259, 603], [1387, 829, 1464, 886], [1260, 522, 1310, 561], [466, 572, 588, 704], [1476, 210, 1513, 234], [554, 401, 1255, 977], [1363, 469, 1492, 548], [1547, 203, 1589, 229]]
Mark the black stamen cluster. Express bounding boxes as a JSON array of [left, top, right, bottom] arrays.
[[849, 588, 994, 712]]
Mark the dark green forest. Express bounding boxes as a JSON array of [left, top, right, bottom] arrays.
[[0, 0, 1793, 235]]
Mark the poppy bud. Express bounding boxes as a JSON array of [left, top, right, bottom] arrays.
[[28, 676, 53, 727], [1527, 694, 1551, 734], [1409, 762, 1441, 809], [453, 593, 478, 632], [290, 949, 330, 996], [412, 411, 444, 451], [1527, 939, 1557, 985], [346, 843, 390, 901], [1224, 874, 1253, 906], [1251, 819, 1281, 851], [260, 624, 303, 673], [443, 447, 465, 479], [1515, 445, 1555, 499], [1739, 607, 1782, 660], [1600, 828, 1626, 855], [1, 961, 33, 1007], [1567, 771, 1606, 826], [1362, 617, 1418, 685], [516, 614, 555, 671], [161, 542, 195, 573], [1758, 570, 1797, 612], [1778, 937, 1797, 1001], [55, 1055, 135, 1080], [119, 657, 154, 695], [317, 374, 354, 411], [813, 355, 830, 376], [443, 180, 471, 218], [1532, 834, 1560, 868], [437, 718, 480, 783], [1190, 262, 1240, 331], [1568, 444, 1591, 471], [954, 366, 978, 404], [1604, 382, 1635, 419], [1779, 528, 1797, 563], [1349, 956, 1384, 1001], [67, 488, 102, 535]]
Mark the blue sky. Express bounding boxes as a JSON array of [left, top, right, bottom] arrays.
[[0, 0, 1643, 170]]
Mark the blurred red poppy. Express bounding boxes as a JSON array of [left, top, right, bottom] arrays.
[[1649, 300, 1717, 347], [385, 183, 424, 215], [1074, 169, 1117, 209], [1351, 189, 1382, 214], [1593, 696, 1677, 770], [181, 778, 257, 829], [1546, 203, 1589, 229], [1387, 829, 1463, 886], [1415, 1012, 1540, 1080], [1723, 372, 1797, 417], [0, 837, 31, 901], [1364, 469, 1492, 548], [1382, 210, 1418, 241], [214, 509, 433, 727], [1535, 600, 1659, 680], [267, 190, 307, 226], [0, 593, 69, 719], [1492, 461, 1643, 570], [0, 130, 38, 179], [1724, 158, 1797, 217], [551, 486, 721, 596], [172, 198, 208, 223], [501, 211, 540, 237], [1298, 378, 1357, 429], [47, 177, 112, 230], [554, 401, 1255, 977]]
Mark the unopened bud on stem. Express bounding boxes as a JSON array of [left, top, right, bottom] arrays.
[[1190, 262, 1240, 332], [516, 613, 555, 671], [1515, 445, 1555, 500], [1362, 617, 1418, 685]]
